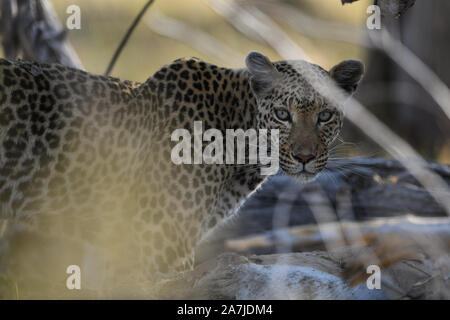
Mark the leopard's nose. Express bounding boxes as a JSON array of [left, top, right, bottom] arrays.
[[292, 152, 316, 164]]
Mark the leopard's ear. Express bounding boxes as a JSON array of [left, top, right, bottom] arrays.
[[245, 51, 281, 98], [329, 60, 364, 95]]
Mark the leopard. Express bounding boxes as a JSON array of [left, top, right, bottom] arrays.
[[0, 51, 363, 298]]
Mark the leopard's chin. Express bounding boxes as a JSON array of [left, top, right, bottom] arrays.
[[279, 165, 318, 183], [291, 172, 318, 183]]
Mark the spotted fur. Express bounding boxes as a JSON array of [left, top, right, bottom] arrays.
[[0, 52, 363, 298]]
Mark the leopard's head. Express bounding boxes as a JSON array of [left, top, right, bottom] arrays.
[[246, 51, 364, 182]]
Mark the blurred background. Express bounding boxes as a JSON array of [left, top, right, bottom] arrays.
[[3, 0, 449, 162], [1, 1, 450, 299], [50, 0, 370, 81]]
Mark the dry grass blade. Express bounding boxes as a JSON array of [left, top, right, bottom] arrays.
[[146, 11, 244, 66]]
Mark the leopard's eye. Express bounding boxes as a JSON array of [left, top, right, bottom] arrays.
[[274, 108, 291, 122], [318, 110, 333, 123]]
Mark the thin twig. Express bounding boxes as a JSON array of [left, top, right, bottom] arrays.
[[104, 0, 155, 76], [204, 0, 306, 60], [256, 1, 450, 122], [210, 0, 450, 214]]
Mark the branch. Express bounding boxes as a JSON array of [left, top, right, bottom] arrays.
[[225, 216, 450, 254], [224, 216, 450, 289], [0, 0, 83, 68], [104, 0, 155, 76]]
